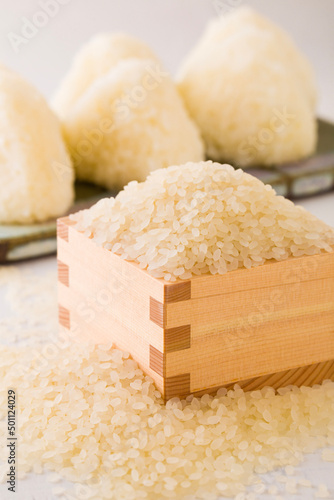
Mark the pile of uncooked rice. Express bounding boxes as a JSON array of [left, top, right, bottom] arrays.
[[72, 161, 334, 281], [0, 266, 57, 346], [0, 267, 334, 500], [1, 344, 334, 500]]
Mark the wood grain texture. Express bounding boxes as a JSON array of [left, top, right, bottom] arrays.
[[149, 345, 165, 377], [150, 298, 166, 328], [165, 325, 191, 352], [57, 217, 75, 242], [165, 275, 334, 329], [164, 281, 191, 303], [58, 305, 70, 329], [57, 260, 69, 287], [190, 251, 334, 299], [165, 373, 191, 400], [192, 359, 334, 397], [166, 310, 334, 389]]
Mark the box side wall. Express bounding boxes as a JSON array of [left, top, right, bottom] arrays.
[[165, 266, 334, 394], [57, 221, 165, 395]]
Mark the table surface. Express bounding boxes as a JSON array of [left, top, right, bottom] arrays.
[[1, 1, 334, 498]]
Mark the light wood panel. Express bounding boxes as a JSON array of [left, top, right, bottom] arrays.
[[190, 251, 334, 299], [165, 277, 334, 329]]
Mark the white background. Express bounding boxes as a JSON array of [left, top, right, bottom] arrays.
[[0, 0, 333, 121], [0, 1, 333, 499]]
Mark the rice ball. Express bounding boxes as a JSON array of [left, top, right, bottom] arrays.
[[0, 68, 74, 224], [177, 7, 317, 167], [52, 34, 204, 189], [52, 33, 159, 119]]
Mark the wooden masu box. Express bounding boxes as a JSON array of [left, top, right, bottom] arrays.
[[57, 216, 334, 401]]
